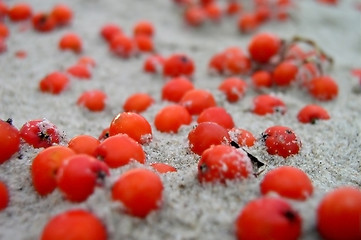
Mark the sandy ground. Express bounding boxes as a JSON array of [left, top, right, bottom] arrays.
[[0, 0, 360, 239]]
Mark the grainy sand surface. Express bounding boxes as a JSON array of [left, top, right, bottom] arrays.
[[0, 0, 360, 239]]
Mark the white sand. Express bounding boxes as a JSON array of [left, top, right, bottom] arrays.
[[0, 0, 360, 239]]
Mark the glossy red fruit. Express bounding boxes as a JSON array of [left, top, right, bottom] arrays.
[[123, 93, 154, 113], [238, 13, 259, 33], [308, 76, 338, 101], [297, 104, 330, 124], [154, 104, 192, 133], [67, 64, 91, 79], [197, 107, 234, 129], [229, 128, 256, 148], [184, 6, 206, 27], [218, 77, 247, 103], [59, 33, 82, 53], [198, 145, 253, 184], [100, 23, 122, 42], [143, 54, 165, 74], [151, 163, 177, 173], [179, 89, 216, 115], [163, 54, 195, 78], [39, 71, 70, 94], [133, 20, 154, 37], [20, 119, 61, 148], [251, 70, 272, 89], [248, 33, 281, 63], [32, 13, 56, 32], [56, 154, 110, 202], [68, 135, 100, 157], [51, 4, 73, 26], [77, 90, 107, 112], [235, 197, 302, 240], [112, 168, 163, 218], [110, 34, 135, 58], [272, 61, 299, 86], [8, 3, 32, 22], [260, 166, 313, 200], [0, 181, 9, 211], [262, 126, 301, 158], [252, 94, 286, 115], [161, 77, 194, 103], [317, 186, 361, 240], [40, 209, 107, 240], [0, 119, 20, 164]]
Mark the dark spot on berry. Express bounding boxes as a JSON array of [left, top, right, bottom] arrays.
[[283, 209, 297, 222], [6, 118, 13, 125], [261, 132, 269, 141], [96, 171, 107, 185], [38, 131, 50, 141], [199, 163, 208, 173], [286, 129, 293, 134], [180, 56, 188, 63]]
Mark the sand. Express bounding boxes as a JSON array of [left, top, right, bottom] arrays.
[[0, 0, 360, 239]]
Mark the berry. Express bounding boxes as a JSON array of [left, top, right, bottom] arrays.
[[0, 23, 9, 39], [143, 54, 165, 74], [260, 166, 313, 200], [134, 35, 154, 52], [68, 135, 100, 157], [110, 34, 135, 58], [251, 70, 272, 89], [297, 104, 330, 124], [20, 119, 61, 148], [161, 77, 194, 103], [39, 71, 70, 94], [197, 107, 234, 129], [252, 94, 286, 115], [8, 3, 32, 22], [95, 134, 146, 168], [67, 64, 92, 79], [229, 128, 256, 148], [109, 112, 152, 144], [123, 93, 154, 113], [317, 186, 361, 240], [163, 54, 195, 78], [272, 61, 298, 86], [179, 89, 216, 115], [77, 89, 107, 112], [40, 209, 107, 240], [198, 145, 253, 184], [154, 104, 192, 133], [235, 197, 302, 240], [98, 127, 110, 142], [308, 76, 338, 101], [56, 154, 110, 202], [59, 33, 82, 53], [188, 122, 230, 155], [184, 6, 206, 27], [248, 32, 281, 63], [223, 47, 251, 75], [218, 77, 247, 103], [112, 168, 163, 218], [151, 163, 177, 173], [100, 23, 122, 42], [262, 125, 301, 158], [226, 1, 242, 15], [31, 146, 75, 196], [0, 181, 9, 211], [238, 13, 259, 33], [51, 4, 73, 26], [77, 56, 96, 68], [32, 13, 56, 32], [0, 2, 8, 21], [204, 3, 222, 22], [208, 52, 226, 74], [133, 20, 154, 37], [0, 119, 21, 164]]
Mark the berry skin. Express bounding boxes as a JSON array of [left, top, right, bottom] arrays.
[[179, 89, 216, 115], [123, 93, 154, 113], [297, 104, 330, 124], [8, 3, 32, 22], [0, 23, 9, 39], [68, 135, 100, 157], [248, 33, 281, 63], [262, 125, 301, 158], [238, 13, 259, 33], [251, 70, 272, 89], [198, 145, 253, 184], [161, 77, 194, 103], [0, 2, 8, 21], [110, 34, 135, 58], [77, 90, 107, 112], [32, 13, 56, 32], [0, 181, 9, 211], [154, 104, 192, 133], [204, 3, 222, 22], [188, 122, 230, 155], [51, 4, 73, 26], [272, 61, 299, 87], [112, 168, 163, 218], [95, 134, 146, 168], [163, 54, 195, 78], [260, 166, 313, 200], [229, 128, 256, 148], [252, 94, 286, 115], [31, 146, 75, 196], [308, 76, 338, 101], [39, 71, 70, 94], [0, 119, 21, 164], [67, 64, 92, 79], [184, 6, 206, 27], [143, 54, 165, 74], [77, 56, 96, 68], [134, 35, 154, 52], [208, 52, 226, 74], [223, 47, 252, 75], [20, 119, 61, 148], [59, 33, 82, 54], [197, 107, 234, 129], [226, 1, 242, 15], [218, 77, 247, 103], [235, 197, 302, 240], [56, 154, 110, 202], [40, 209, 107, 240], [100, 23, 122, 42], [109, 112, 152, 144], [317, 186, 361, 240], [133, 20, 154, 37], [151, 163, 177, 173]]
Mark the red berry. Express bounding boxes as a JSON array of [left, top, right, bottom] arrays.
[[184, 6, 206, 27], [0, 2, 8, 21], [133, 20, 155, 37], [226, 1, 242, 15], [100, 23, 122, 42], [98, 127, 110, 142], [67, 64, 92, 79], [51, 4, 73, 26], [112, 168, 163, 218], [252, 94, 286, 115], [39, 71, 70, 94], [77, 56, 96, 68], [8, 3, 32, 22], [272, 61, 299, 87], [134, 34, 154, 52], [204, 3, 222, 22], [31, 146, 75, 196], [251, 70, 272, 89], [197, 106, 234, 129], [20, 119, 61, 148], [143, 54, 165, 74], [297, 104, 330, 124], [0, 23, 9, 39], [260, 166, 313, 200], [95, 134, 146, 168], [262, 125, 301, 158], [123, 93, 154, 113], [154, 104, 192, 133], [110, 34, 135, 58], [77, 89, 107, 112], [223, 47, 251, 75], [163, 54, 195, 78], [229, 128, 256, 148], [308, 76, 338, 101], [68, 135, 100, 157], [218, 77, 247, 103], [151, 163, 177, 173], [208, 52, 226, 74], [238, 13, 259, 33], [56, 154, 110, 202], [188, 122, 230, 155], [41, 209, 107, 240], [0, 181, 9, 211], [32, 13, 56, 32], [198, 145, 253, 184], [0, 119, 20, 164], [317, 186, 361, 240], [109, 112, 152, 144], [161, 77, 194, 103], [59, 33, 82, 54], [248, 32, 281, 63], [235, 197, 302, 240], [179, 89, 216, 115]]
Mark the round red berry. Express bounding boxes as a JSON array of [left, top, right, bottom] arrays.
[[308, 76, 338, 101], [197, 106, 234, 129], [272, 61, 298, 87], [0, 181, 9, 211], [248, 33, 281, 63], [179, 89, 216, 115], [0, 118, 20, 164], [39, 71, 70, 95], [163, 54, 195, 78], [154, 104, 192, 133], [20, 119, 61, 148], [162, 77, 194, 103], [218, 77, 247, 103], [252, 94, 286, 115], [297, 104, 330, 124]]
